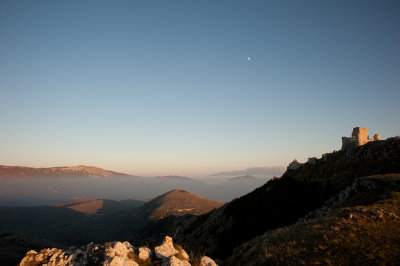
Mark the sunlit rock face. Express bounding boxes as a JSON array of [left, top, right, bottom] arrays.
[[19, 236, 218, 266]]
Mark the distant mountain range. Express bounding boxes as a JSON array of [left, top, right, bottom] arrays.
[[210, 166, 285, 177], [3, 137, 400, 265], [0, 165, 130, 178], [0, 188, 224, 262], [154, 175, 194, 181], [176, 137, 400, 263], [228, 175, 259, 182]]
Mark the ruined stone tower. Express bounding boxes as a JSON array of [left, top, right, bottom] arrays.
[[342, 127, 380, 150]]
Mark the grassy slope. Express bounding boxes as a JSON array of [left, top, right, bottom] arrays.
[[176, 138, 400, 260], [141, 189, 224, 220], [225, 175, 400, 265], [120, 190, 225, 246]]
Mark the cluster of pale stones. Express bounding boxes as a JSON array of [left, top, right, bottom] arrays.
[[19, 236, 217, 266]]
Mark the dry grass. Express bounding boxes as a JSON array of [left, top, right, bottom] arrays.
[[174, 243, 205, 266], [225, 178, 400, 265], [148, 189, 224, 220]]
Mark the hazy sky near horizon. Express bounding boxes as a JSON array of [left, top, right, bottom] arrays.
[[1, 0, 399, 176]]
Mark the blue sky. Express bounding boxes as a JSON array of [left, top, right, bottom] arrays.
[[1, 0, 399, 176]]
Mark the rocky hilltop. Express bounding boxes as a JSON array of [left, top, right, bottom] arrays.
[[0, 165, 129, 178], [119, 190, 225, 248], [19, 236, 217, 266], [175, 137, 400, 261], [137, 189, 225, 220]]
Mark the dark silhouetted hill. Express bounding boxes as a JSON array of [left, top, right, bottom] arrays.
[[0, 233, 66, 266], [176, 137, 400, 260], [225, 174, 400, 265]]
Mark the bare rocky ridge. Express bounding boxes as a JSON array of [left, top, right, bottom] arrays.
[[0, 165, 129, 178], [19, 236, 218, 266], [175, 137, 400, 261]]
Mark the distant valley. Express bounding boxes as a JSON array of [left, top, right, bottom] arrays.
[[2, 137, 400, 265], [0, 189, 224, 264], [0, 165, 275, 204]]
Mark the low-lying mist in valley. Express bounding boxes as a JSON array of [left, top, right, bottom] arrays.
[[0, 174, 278, 206]]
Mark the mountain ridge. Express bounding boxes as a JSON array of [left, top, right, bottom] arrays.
[[0, 165, 130, 178], [210, 166, 285, 177], [175, 137, 400, 260]]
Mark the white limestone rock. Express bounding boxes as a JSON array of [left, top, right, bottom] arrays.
[[200, 256, 218, 266], [139, 246, 152, 261], [105, 241, 133, 258], [19, 237, 216, 266], [155, 236, 179, 259], [104, 255, 139, 266], [162, 255, 191, 266], [103, 241, 138, 266]]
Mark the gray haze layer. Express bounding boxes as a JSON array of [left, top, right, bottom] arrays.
[[0, 175, 277, 206]]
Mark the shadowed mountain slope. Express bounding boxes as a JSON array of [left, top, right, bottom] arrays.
[[0, 233, 66, 266], [176, 137, 400, 260], [226, 174, 400, 265], [0, 197, 146, 246], [52, 198, 145, 215]]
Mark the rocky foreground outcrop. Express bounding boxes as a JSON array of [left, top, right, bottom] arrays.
[[19, 236, 217, 266]]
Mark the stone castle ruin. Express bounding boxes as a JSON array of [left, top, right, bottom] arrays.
[[342, 127, 380, 150], [287, 127, 381, 170]]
